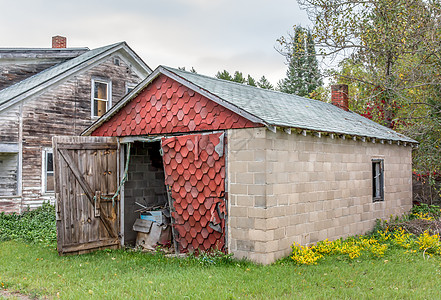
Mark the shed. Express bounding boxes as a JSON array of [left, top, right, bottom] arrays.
[[53, 66, 416, 264]]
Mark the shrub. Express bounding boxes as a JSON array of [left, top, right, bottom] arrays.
[[411, 203, 441, 220], [0, 202, 56, 245]]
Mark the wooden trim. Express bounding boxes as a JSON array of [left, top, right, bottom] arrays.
[[0, 143, 19, 152], [61, 239, 119, 253], [56, 143, 117, 150]]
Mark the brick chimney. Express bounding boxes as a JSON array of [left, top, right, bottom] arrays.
[[331, 84, 349, 111], [52, 36, 67, 48]]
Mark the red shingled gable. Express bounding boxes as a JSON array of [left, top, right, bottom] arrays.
[[91, 74, 260, 137]]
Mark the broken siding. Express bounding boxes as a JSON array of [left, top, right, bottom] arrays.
[[20, 57, 142, 209], [162, 132, 227, 253]]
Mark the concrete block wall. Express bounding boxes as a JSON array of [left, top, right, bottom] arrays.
[[227, 127, 412, 264]]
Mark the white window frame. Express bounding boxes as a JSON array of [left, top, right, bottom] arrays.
[[42, 148, 54, 194], [126, 83, 137, 95], [91, 78, 112, 118]]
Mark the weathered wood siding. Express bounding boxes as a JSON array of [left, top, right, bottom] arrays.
[[0, 105, 20, 143], [0, 63, 59, 91], [19, 56, 141, 210]]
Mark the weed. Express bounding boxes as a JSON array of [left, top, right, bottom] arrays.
[[187, 249, 235, 266], [0, 202, 56, 245], [411, 203, 441, 220]]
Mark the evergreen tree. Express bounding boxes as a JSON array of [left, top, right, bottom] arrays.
[[246, 75, 257, 87], [178, 67, 197, 73], [233, 71, 246, 84], [278, 26, 322, 96], [216, 70, 273, 90], [215, 70, 233, 81], [257, 76, 274, 90]]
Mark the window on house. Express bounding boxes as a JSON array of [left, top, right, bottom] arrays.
[[43, 149, 54, 193], [92, 79, 111, 117], [0, 152, 18, 196], [126, 83, 136, 94], [372, 159, 384, 201]]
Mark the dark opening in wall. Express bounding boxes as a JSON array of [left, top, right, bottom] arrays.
[[123, 141, 167, 245]]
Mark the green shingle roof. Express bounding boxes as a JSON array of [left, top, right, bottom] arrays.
[[162, 66, 416, 144], [84, 65, 416, 144]]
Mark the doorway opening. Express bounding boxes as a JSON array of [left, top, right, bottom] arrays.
[[122, 141, 170, 247]]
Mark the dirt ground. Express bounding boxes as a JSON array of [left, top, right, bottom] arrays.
[[0, 289, 35, 300]]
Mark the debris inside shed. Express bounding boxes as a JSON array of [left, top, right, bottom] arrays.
[[123, 141, 171, 249]]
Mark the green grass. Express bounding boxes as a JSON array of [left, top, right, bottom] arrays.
[[1, 241, 441, 299]]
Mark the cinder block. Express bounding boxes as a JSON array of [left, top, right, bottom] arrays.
[[254, 173, 266, 185], [254, 196, 266, 208], [248, 161, 266, 173], [236, 216, 254, 228], [248, 207, 267, 218], [266, 217, 279, 230], [249, 252, 275, 265], [228, 161, 248, 174], [248, 184, 266, 196], [235, 173, 254, 184], [230, 184, 248, 195], [274, 227, 286, 240], [254, 218, 267, 230], [230, 206, 248, 218], [249, 229, 273, 242], [230, 228, 248, 240], [236, 240, 255, 251]]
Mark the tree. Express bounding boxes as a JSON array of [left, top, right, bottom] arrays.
[[178, 67, 197, 73], [246, 75, 257, 87], [215, 70, 233, 81], [297, 0, 441, 128], [296, 0, 441, 180], [233, 71, 246, 84], [257, 76, 274, 90], [277, 26, 322, 96], [216, 70, 273, 89]]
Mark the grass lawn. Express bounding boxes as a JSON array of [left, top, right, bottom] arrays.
[[1, 240, 441, 299]]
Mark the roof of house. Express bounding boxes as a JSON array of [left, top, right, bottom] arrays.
[[0, 47, 90, 61], [84, 65, 417, 144], [0, 42, 152, 112]]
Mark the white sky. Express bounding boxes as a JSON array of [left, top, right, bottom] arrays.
[[0, 0, 310, 85]]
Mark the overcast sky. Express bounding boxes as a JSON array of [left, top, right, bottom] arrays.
[[0, 0, 310, 85]]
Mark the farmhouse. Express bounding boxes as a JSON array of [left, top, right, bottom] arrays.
[[54, 66, 415, 264], [0, 36, 151, 213]]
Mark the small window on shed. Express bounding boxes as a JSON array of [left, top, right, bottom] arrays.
[[372, 159, 384, 202], [42, 149, 54, 193], [92, 79, 111, 117]]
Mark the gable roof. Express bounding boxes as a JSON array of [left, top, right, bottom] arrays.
[[0, 42, 152, 112], [83, 66, 417, 144], [0, 47, 89, 62]]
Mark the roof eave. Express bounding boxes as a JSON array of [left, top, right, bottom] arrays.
[[0, 42, 150, 114]]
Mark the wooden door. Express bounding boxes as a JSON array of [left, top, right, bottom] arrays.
[[161, 132, 227, 253], [53, 136, 120, 255]]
